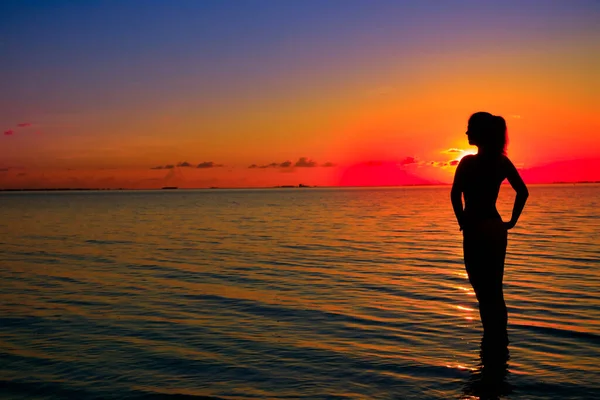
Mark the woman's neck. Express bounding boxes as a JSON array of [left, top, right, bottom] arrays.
[[477, 148, 497, 158]]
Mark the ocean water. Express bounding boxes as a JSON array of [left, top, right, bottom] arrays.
[[0, 185, 599, 400]]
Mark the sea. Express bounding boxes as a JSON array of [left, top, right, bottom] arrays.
[[0, 184, 599, 400]]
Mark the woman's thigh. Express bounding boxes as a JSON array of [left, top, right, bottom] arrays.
[[463, 219, 508, 293]]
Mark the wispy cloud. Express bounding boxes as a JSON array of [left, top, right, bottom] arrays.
[[152, 161, 223, 170], [250, 158, 335, 169], [399, 156, 417, 165], [4, 123, 36, 135], [442, 148, 463, 154], [249, 162, 278, 169], [355, 158, 418, 168], [263, 162, 278, 168], [150, 164, 175, 170], [197, 161, 223, 168], [295, 157, 317, 167], [428, 159, 460, 168]]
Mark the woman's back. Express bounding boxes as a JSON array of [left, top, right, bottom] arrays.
[[459, 154, 507, 221]]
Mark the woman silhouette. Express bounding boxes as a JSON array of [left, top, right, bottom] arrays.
[[451, 112, 529, 350]]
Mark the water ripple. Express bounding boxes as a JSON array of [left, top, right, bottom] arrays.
[[0, 185, 599, 399]]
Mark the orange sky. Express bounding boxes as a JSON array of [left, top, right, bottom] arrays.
[[1, 2, 599, 189]]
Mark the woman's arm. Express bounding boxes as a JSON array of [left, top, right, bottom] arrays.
[[451, 157, 469, 230], [504, 157, 529, 229]]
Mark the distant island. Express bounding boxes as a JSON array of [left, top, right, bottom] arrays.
[[273, 184, 313, 188]]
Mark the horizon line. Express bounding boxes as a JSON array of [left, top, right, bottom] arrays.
[[1, 181, 599, 192]]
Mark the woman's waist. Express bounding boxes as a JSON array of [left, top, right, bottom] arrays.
[[463, 207, 501, 220], [462, 214, 506, 237]]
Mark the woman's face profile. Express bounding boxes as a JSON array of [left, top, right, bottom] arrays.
[[466, 124, 475, 145]]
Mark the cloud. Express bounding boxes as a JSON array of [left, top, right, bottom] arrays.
[[197, 161, 223, 168], [259, 162, 285, 168], [429, 161, 448, 167], [4, 130, 14, 136], [17, 123, 32, 128], [399, 156, 417, 165], [153, 161, 224, 170], [251, 158, 329, 169], [443, 148, 463, 154], [428, 160, 460, 168], [294, 157, 317, 167], [249, 162, 278, 169], [150, 164, 175, 170]]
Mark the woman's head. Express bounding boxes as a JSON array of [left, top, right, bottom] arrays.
[[466, 112, 508, 155]]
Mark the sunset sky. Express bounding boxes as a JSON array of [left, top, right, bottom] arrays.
[[1, 0, 599, 189]]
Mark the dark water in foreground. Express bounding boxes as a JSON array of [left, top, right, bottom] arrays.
[[1, 185, 599, 399]]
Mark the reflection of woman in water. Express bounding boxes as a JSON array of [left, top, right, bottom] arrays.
[[451, 112, 529, 350]]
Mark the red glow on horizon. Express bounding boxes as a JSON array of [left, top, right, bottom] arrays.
[[519, 158, 600, 183], [338, 161, 431, 187]]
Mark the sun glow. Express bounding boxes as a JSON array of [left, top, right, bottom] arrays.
[[458, 150, 477, 161]]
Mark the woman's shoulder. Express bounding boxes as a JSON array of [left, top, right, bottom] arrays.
[[459, 153, 512, 171], [498, 154, 514, 168], [458, 154, 476, 167]]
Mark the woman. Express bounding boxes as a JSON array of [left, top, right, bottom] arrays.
[[451, 112, 529, 350]]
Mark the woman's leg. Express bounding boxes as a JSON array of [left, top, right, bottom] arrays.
[[464, 220, 508, 344]]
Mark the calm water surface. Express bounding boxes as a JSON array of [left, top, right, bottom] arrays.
[[1, 185, 599, 399]]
